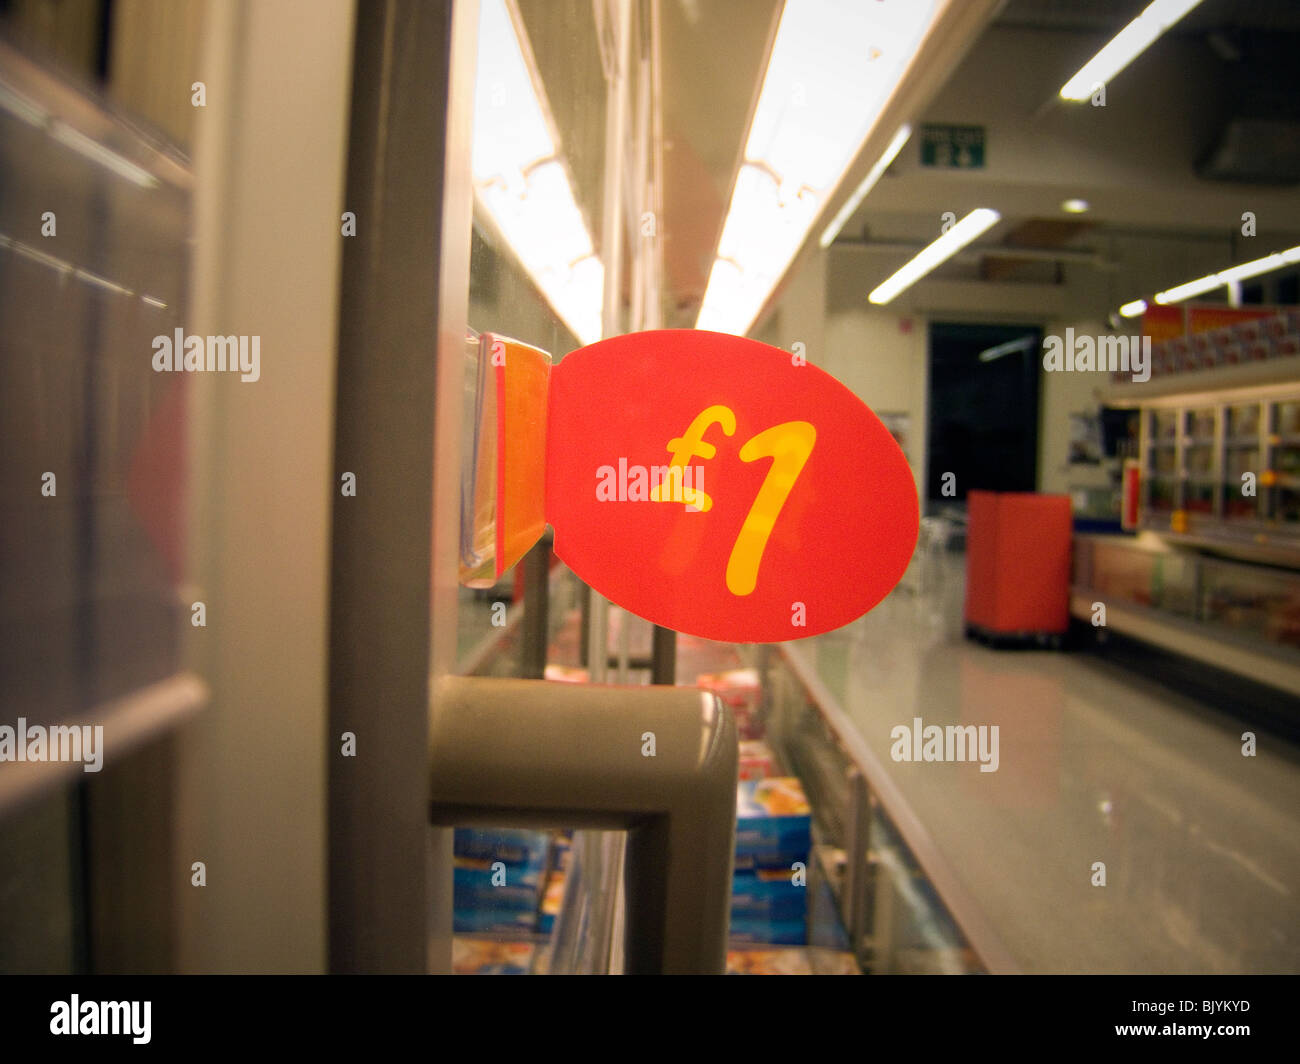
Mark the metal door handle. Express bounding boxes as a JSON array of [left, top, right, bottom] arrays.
[[430, 675, 737, 974]]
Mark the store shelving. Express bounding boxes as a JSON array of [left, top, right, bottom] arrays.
[[1122, 387, 1300, 562], [1071, 534, 1300, 696], [450, 562, 999, 974]]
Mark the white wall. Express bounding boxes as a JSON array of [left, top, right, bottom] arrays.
[[756, 246, 927, 493], [753, 244, 826, 361], [822, 308, 928, 494], [1037, 317, 1119, 497], [760, 245, 1161, 505]]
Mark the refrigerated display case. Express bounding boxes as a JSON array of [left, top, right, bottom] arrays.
[[1274, 399, 1300, 529], [442, 0, 1059, 977], [1102, 382, 1300, 694], [1072, 534, 1300, 697], [1133, 388, 1300, 559], [761, 644, 1006, 974], [451, 578, 1008, 975], [0, 40, 208, 974], [1200, 557, 1300, 653]]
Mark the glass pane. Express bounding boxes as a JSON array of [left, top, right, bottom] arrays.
[[1151, 552, 1198, 618], [1200, 560, 1300, 653], [1152, 409, 1178, 443], [1089, 540, 1155, 608], [1226, 403, 1260, 440], [0, 786, 83, 974], [0, 55, 189, 727], [455, 0, 604, 681], [0, 45, 190, 975], [1224, 406, 1260, 521]]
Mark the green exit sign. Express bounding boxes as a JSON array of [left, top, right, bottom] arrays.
[[920, 124, 985, 169]]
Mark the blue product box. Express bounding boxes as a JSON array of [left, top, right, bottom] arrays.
[[731, 868, 808, 922], [452, 907, 539, 936], [734, 777, 811, 871], [453, 853, 546, 926], [453, 883, 542, 916], [728, 913, 806, 947], [453, 853, 546, 891], [453, 828, 550, 866]]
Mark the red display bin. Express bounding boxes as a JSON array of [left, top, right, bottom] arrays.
[[964, 491, 1072, 647]]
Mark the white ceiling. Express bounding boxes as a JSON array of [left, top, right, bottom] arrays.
[[789, 0, 1300, 325], [521, 0, 1300, 329]]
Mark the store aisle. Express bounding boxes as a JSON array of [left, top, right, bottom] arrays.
[[786, 552, 1300, 974]]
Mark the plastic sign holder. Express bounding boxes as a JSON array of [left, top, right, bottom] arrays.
[[459, 331, 551, 587], [459, 329, 919, 643]]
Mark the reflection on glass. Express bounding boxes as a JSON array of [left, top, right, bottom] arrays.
[[472, 0, 602, 344]]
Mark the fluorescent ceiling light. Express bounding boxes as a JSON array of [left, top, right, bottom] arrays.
[[2, 232, 140, 298], [868, 208, 1000, 305], [698, 0, 939, 335], [472, 0, 602, 345], [0, 82, 48, 127], [1118, 299, 1147, 318], [1060, 198, 1089, 214], [2, 82, 160, 189], [977, 334, 1037, 362], [1059, 0, 1204, 102], [1152, 244, 1300, 304], [6, 234, 71, 274], [74, 267, 133, 297], [49, 120, 158, 189], [819, 125, 912, 249]]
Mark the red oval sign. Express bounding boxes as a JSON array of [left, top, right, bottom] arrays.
[[545, 330, 918, 642]]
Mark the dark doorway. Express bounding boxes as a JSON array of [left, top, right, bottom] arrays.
[[927, 321, 1041, 503]]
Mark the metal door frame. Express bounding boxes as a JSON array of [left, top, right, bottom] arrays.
[[328, 0, 476, 974]]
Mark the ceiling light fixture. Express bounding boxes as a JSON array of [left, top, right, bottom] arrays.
[[472, 0, 602, 345], [977, 334, 1037, 362], [697, 0, 940, 335], [49, 121, 158, 189], [1152, 244, 1300, 305], [868, 208, 1001, 305], [1059, 0, 1204, 102], [1118, 299, 1148, 318], [1060, 198, 1089, 214], [819, 125, 913, 249], [0, 81, 48, 127]]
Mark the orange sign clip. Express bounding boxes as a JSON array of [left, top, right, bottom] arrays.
[[462, 329, 919, 643]]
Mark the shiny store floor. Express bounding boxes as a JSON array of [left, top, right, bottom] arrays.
[[788, 551, 1300, 974]]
